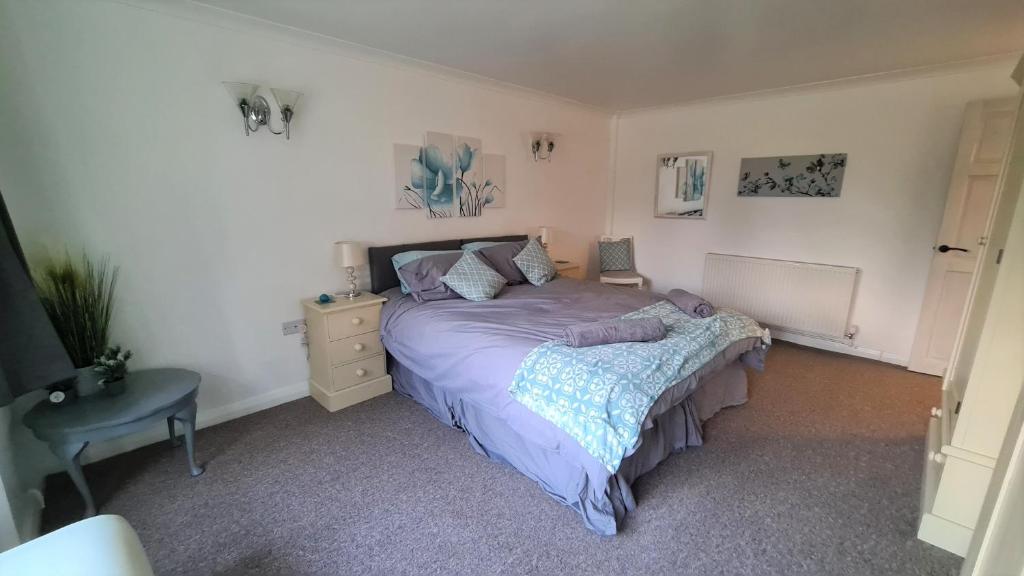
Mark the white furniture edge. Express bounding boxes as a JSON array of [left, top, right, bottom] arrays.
[[919, 415, 975, 556], [0, 515, 154, 576]]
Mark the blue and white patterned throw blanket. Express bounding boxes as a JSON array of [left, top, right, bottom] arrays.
[[509, 301, 767, 473]]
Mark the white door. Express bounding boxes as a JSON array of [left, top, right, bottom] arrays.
[[908, 98, 1017, 376]]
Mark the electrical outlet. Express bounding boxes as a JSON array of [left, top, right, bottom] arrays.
[[282, 319, 306, 336]]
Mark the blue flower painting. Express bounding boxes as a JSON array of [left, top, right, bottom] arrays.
[[482, 153, 506, 208], [395, 144, 423, 210], [395, 141, 455, 217], [394, 132, 506, 218], [455, 136, 482, 217], [419, 132, 456, 218]]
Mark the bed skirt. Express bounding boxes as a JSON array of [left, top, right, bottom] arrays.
[[387, 351, 751, 535]]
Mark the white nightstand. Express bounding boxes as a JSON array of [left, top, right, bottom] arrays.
[[554, 260, 584, 280], [303, 293, 392, 412]]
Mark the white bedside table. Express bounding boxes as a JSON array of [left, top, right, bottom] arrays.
[[303, 293, 392, 412], [554, 260, 584, 280]]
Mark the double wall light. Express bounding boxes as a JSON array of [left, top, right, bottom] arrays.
[[223, 82, 302, 140], [530, 132, 559, 162]]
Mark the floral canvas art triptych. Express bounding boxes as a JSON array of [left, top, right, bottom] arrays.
[[394, 132, 506, 218]]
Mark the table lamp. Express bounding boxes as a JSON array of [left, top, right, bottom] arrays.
[[539, 226, 551, 250], [334, 241, 366, 298]]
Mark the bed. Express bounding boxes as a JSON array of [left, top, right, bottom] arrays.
[[369, 235, 767, 535]]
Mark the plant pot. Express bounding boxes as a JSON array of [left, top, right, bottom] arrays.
[[75, 366, 104, 397], [100, 377, 126, 397]]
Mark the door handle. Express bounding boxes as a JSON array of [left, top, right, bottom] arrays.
[[937, 244, 969, 253]]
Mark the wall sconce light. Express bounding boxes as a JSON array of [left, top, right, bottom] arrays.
[[530, 132, 559, 162], [223, 82, 303, 140]]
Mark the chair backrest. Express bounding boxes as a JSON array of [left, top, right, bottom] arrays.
[[598, 235, 635, 272]]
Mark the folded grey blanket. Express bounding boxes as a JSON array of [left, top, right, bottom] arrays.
[[562, 317, 667, 348], [666, 289, 715, 319]]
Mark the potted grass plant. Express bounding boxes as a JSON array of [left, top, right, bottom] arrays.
[[34, 252, 119, 397]]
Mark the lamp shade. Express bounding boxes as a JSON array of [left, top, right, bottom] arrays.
[[538, 226, 551, 246], [222, 81, 258, 103], [270, 87, 303, 111], [334, 241, 366, 268]]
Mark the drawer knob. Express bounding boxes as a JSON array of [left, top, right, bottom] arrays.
[[351, 317, 364, 325], [353, 343, 365, 352], [931, 407, 942, 417], [355, 368, 367, 377], [929, 451, 946, 464]]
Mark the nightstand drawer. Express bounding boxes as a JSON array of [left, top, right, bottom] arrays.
[[328, 331, 383, 365], [327, 304, 381, 341], [331, 355, 386, 392]]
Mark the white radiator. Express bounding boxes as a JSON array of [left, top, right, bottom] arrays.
[[702, 253, 859, 342]]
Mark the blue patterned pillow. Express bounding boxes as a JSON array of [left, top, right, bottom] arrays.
[[441, 252, 507, 301], [513, 238, 557, 286], [599, 239, 633, 272]]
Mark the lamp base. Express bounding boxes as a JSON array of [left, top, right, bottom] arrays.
[[335, 267, 361, 299]]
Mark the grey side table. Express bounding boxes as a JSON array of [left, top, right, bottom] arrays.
[[24, 368, 205, 518]]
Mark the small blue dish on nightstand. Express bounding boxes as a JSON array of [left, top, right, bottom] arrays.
[[318, 293, 335, 304]]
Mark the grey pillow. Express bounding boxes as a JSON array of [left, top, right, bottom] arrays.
[[474, 240, 529, 285], [396, 252, 464, 302], [599, 239, 633, 272]]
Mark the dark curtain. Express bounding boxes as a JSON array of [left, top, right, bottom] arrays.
[[0, 190, 74, 406]]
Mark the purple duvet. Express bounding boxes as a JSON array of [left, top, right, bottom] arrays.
[[380, 278, 765, 535]]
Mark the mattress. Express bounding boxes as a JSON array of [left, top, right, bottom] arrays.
[[380, 278, 764, 534]]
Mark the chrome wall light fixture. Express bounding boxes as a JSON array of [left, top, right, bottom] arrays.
[[223, 82, 303, 140], [530, 132, 559, 162]]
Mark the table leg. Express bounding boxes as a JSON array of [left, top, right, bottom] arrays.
[[50, 441, 95, 518], [167, 416, 181, 446], [173, 400, 205, 476]]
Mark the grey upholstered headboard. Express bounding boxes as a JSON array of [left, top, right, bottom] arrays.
[[367, 235, 529, 294]]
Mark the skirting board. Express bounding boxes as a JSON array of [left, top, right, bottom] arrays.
[[770, 329, 909, 366], [81, 380, 311, 464]]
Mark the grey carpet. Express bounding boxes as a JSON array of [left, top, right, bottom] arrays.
[[42, 342, 961, 575]]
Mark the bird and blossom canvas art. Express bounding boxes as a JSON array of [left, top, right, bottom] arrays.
[[738, 154, 847, 197]]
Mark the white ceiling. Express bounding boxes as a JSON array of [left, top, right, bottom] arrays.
[[196, 0, 1024, 111]]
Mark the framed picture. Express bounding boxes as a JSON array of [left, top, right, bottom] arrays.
[[737, 153, 847, 197], [655, 151, 712, 219], [393, 132, 507, 220]]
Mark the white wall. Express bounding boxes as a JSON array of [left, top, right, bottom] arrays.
[[610, 62, 1019, 363], [0, 0, 611, 524]]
